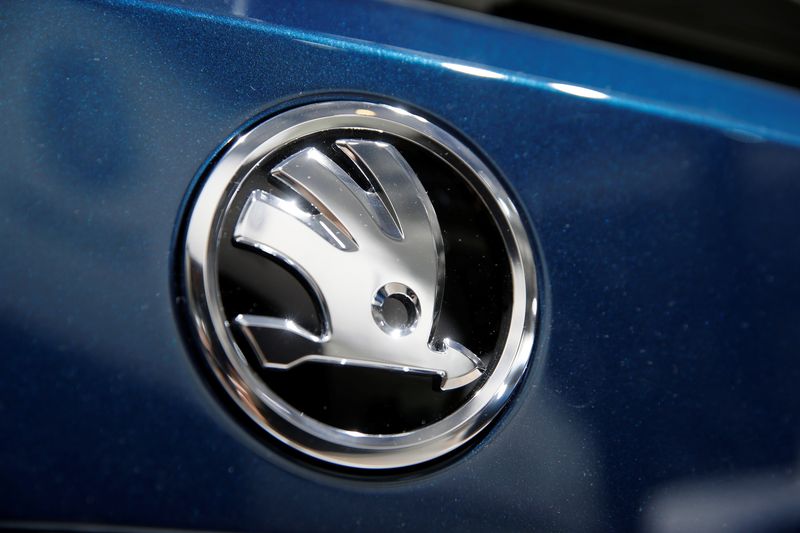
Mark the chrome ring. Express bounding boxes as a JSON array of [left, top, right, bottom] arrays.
[[182, 100, 538, 469]]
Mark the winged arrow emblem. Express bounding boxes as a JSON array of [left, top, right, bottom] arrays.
[[232, 139, 484, 390]]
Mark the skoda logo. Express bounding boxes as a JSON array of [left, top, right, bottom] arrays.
[[180, 101, 537, 469]]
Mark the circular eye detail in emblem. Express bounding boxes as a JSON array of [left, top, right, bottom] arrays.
[[181, 101, 537, 469]]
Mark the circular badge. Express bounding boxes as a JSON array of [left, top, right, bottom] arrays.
[[181, 101, 537, 469]]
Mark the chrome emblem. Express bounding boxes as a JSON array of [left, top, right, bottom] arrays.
[[181, 101, 537, 469], [234, 141, 483, 390]]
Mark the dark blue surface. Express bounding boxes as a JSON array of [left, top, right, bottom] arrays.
[[1, 0, 799, 531]]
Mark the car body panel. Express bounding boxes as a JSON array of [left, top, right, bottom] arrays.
[[1, 1, 799, 531]]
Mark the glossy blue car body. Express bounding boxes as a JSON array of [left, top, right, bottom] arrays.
[[1, 0, 799, 531]]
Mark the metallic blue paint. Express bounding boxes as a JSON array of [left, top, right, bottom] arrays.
[[1, 0, 799, 531]]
